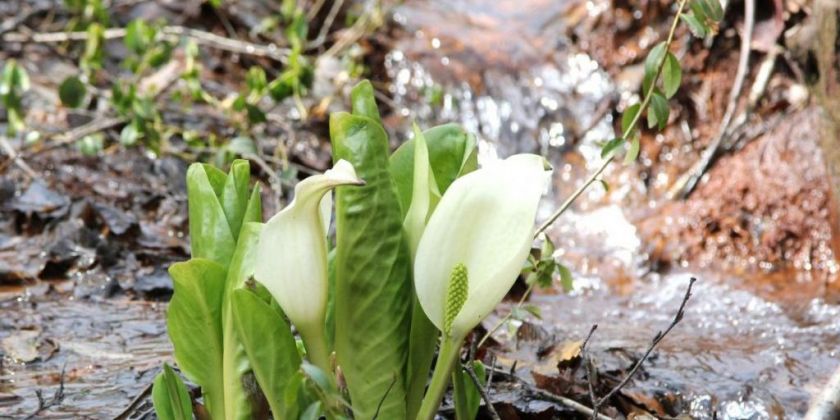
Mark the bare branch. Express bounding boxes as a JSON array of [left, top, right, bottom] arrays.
[[589, 277, 697, 419], [463, 362, 502, 420]]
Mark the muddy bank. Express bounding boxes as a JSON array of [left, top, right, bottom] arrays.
[[637, 107, 838, 281]]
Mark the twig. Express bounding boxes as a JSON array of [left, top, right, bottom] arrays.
[[487, 366, 615, 420], [0, 3, 49, 36], [320, 0, 377, 60], [2, 26, 291, 64], [24, 364, 66, 420], [666, 0, 755, 200], [308, 0, 345, 50], [578, 324, 600, 410], [463, 362, 502, 420], [308, 0, 329, 20], [535, 0, 689, 237], [577, 95, 616, 141], [588, 277, 696, 419], [0, 137, 39, 180], [477, 282, 536, 348], [112, 382, 153, 420]]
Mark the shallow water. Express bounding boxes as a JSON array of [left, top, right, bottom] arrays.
[[385, 0, 840, 417]]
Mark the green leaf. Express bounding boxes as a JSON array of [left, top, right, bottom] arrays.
[[558, 264, 573, 292], [152, 363, 193, 420], [621, 103, 641, 135], [221, 222, 263, 420], [124, 20, 155, 55], [167, 258, 226, 418], [301, 402, 323, 420], [624, 135, 640, 164], [689, 1, 709, 26], [681, 13, 707, 38], [600, 137, 625, 159], [643, 42, 667, 94], [647, 92, 670, 130], [245, 104, 267, 124], [390, 123, 478, 216], [330, 109, 411, 419], [59, 76, 86, 108], [120, 121, 141, 146], [76, 134, 104, 156], [186, 163, 237, 266], [452, 361, 486, 420], [700, 0, 723, 22], [662, 53, 682, 99], [232, 287, 302, 417], [350, 80, 381, 124], [246, 67, 268, 94]]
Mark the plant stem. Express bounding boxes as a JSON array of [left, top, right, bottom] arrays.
[[415, 335, 464, 420], [535, 0, 688, 237], [299, 324, 332, 375]]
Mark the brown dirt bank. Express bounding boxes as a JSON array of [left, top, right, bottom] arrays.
[[636, 106, 839, 283]]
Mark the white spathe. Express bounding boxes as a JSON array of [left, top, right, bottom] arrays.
[[414, 154, 551, 338], [254, 159, 362, 333]]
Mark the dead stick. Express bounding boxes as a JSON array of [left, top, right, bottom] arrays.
[[112, 382, 153, 420], [0, 137, 39, 179], [667, 0, 754, 200], [487, 366, 615, 420], [589, 277, 696, 419], [2, 26, 290, 63], [463, 362, 502, 420]]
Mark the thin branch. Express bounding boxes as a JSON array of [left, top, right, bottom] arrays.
[[589, 277, 696, 419], [463, 362, 502, 420], [2, 25, 291, 63], [24, 365, 65, 420], [477, 282, 536, 348], [0, 137, 39, 180], [487, 366, 615, 420], [307, 0, 345, 49], [535, 0, 689, 237], [667, 0, 754, 199], [579, 324, 600, 411], [112, 382, 153, 420]]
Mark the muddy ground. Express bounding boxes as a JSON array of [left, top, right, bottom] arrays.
[[1, 0, 839, 418]]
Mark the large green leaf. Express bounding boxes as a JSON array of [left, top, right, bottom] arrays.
[[167, 258, 227, 417], [186, 160, 259, 266], [390, 123, 478, 216], [221, 222, 264, 420], [232, 287, 302, 417], [331, 110, 412, 420], [186, 164, 237, 266], [152, 363, 193, 420]]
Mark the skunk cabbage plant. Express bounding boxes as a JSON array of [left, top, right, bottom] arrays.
[[164, 160, 263, 420], [156, 81, 552, 420], [254, 159, 363, 372]]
